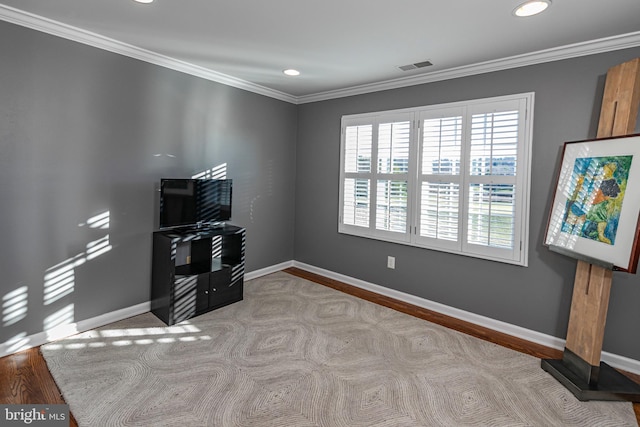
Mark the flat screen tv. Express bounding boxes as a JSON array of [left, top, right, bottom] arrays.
[[159, 178, 232, 229]]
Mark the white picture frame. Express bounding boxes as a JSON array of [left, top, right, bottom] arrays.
[[544, 134, 640, 272]]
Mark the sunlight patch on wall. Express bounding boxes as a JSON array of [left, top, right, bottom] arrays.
[[44, 304, 77, 341], [44, 256, 85, 306], [78, 210, 110, 229], [86, 211, 110, 229], [44, 304, 75, 330], [86, 235, 112, 260], [4, 332, 30, 354], [45, 210, 112, 305], [1, 210, 117, 355], [2, 286, 28, 327], [192, 163, 227, 179]]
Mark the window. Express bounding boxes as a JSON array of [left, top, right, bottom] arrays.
[[339, 93, 533, 266]]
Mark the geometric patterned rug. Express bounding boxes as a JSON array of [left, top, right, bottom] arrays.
[[41, 271, 637, 426]]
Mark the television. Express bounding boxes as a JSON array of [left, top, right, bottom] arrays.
[[159, 178, 232, 229]]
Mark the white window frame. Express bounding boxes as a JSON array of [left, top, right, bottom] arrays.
[[338, 93, 534, 266]]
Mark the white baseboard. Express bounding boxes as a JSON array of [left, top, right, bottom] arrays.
[[0, 263, 290, 358], [291, 261, 640, 375], [0, 302, 150, 358], [3, 260, 639, 376], [245, 261, 294, 281], [0, 262, 291, 359]]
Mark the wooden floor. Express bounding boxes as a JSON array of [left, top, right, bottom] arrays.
[[0, 266, 638, 426], [0, 346, 79, 427]]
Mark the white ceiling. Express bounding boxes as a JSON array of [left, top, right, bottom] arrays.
[[1, 0, 640, 103]]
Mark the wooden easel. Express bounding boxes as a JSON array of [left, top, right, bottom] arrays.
[[542, 57, 640, 401]]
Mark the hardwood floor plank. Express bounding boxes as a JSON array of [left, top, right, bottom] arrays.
[[0, 347, 78, 427], [1, 268, 637, 426]]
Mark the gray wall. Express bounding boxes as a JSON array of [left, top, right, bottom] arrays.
[[0, 21, 297, 345], [295, 48, 640, 361], [2, 15, 640, 364]]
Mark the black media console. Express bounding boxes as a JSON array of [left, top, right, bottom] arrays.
[[150, 224, 245, 325]]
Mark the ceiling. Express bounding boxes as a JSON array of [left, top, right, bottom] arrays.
[[1, 0, 640, 103]]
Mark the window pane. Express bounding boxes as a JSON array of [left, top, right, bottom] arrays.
[[378, 121, 410, 174], [420, 182, 459, 241], [343, 178, 370, 227], [376, 180, 407, 232], [345, 125, 372, 173], [422, 116, 462, 175], [467, 183, 515, 248], [470, 111, 518, 176]]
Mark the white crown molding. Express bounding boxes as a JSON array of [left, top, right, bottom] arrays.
[[0, 4, 297, 104], [296, 31, 640, 104], [1, 4, 639, 105]]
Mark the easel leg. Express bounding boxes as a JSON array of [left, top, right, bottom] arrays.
[[564, 261, 612, 384]]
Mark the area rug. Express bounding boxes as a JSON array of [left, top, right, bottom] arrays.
[[42, 271, 637, 426]]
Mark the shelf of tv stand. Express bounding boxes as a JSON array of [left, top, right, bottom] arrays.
[[174, 260, 233, 276], [150, 224, 245, 326]]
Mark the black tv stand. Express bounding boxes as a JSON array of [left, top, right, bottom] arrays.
[[150, 224, 245, 325]]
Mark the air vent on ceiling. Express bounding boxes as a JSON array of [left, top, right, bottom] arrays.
[[399, 60, 433, 71]]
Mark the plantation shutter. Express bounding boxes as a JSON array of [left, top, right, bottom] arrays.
[[342, 123, 372, 229], [338, 93, 532, 266], [340, 115, 414, 243], [462, 99, 526, 261], [375, 120, 411, 235], [416, 109, 464, 251]]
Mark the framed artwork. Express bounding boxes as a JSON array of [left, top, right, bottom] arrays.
[[545, 134, 640, 273]]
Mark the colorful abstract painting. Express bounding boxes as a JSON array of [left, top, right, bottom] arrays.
[[561, 155, 633, 245]]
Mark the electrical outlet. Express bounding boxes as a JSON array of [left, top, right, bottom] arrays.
[[387, 256, 395, 269]]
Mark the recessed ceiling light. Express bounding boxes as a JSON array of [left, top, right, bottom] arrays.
[[283, 69, 300, 76], [134, 0, 154, 4], [513, 0, 551, 17]]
